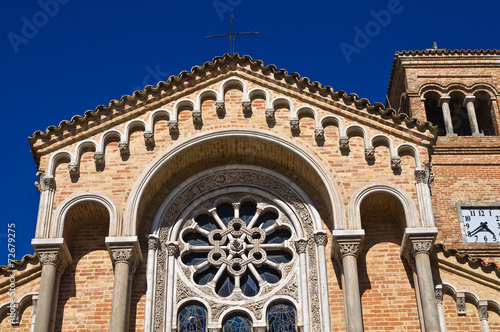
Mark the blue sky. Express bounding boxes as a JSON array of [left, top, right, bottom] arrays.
[[1, 0, 499, 264]]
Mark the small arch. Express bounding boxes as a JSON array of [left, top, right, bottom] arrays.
[[370, 134, 396, 157], [296, 106, 319, 127], [124, 119, 147, 141], [219, 78, 248, 101], [176, 300, 209, 332], [423, 91, 446, 136], [396, 144, 422, 169], [348, 183, 420, 230], [149, 109, 172, 131], [48, 151, 72, 177], [73, 140, 98, 164], [473, 90, 496, 135], [174, 99, 195, 120], [271, 97, 295, 115], [219, 308, 256, 328], [52, 191, 123, 238], [320, 115, 344, 135], [248, 88, 272, 109], [195, 89, 219, 111], [345, 125, 368, 147], [0, 292, 37, 325], [98, 130, 123, 154]]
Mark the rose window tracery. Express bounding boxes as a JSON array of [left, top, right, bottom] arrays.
[[180, 198, 294, 298]]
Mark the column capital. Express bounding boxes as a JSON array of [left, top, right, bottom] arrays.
[[313, 230, 328, 247], [35, 172, 56, 192], [32, 238, 72, 270], [438, 96, 450, 106], [331, 229, 365, 261], [478, 300, 489, 321], [463, 95, 476, 106], [400, 227, 438, 260], [434, 285, 443, 305], [166, 241, 179, 256], [106, 236, 143, 267], [147, 235, 159, 251], [294, 238, 308, 254]]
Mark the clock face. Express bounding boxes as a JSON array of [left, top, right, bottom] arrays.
[[460, 207, 500, 244]]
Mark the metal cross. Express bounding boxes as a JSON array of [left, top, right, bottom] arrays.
[[206, 14, 259, 55]]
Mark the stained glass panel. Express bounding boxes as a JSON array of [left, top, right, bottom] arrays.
[[196, 214, 219, 232], [240, 201, 256, 224], [178, 304, 207, 332], [223, 315, 252, 332], [217, 203, 234, 226], [256, 211, 278, 229], [267, 304, 296, 332]]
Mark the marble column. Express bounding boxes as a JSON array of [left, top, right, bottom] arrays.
[[144, 236, 159, 332], [295, 238, 310, 332], [314, 230, 331, 332], [478, 301, 490, 332], [332, 230, 365, 332], [463, 96, 482, 136], [434, 285, 447, 332], [106, 236, 142, 332], [401, 229, 440, 332], [438, 97, 456, 136], [32, 238, 71, 332]]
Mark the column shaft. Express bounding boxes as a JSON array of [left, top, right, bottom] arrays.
[[464, 97, 480, 135], [34, 264, 58, 332], [342, 254, 363, 332], [110, 261, 131, 332], [439, 98, 455, 136], [414, 253, 441, 332]]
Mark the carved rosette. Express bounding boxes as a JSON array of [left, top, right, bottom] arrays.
[[338, 243, 359, 259], [314, 128, 324, 140], [339, 137, 349, 151], [435, 288, 443, 305], [290, 119, 300, 132], [409, 240, 432, 257], [144, 131, 155, 146], [456, 295, 466, 315], [265, 108, 275, 120], [192, 110, 202, 123], [241, 101, 252, 114], [478, 304, 489, 321], [148, 236, 159, 251], [168, 121, 179, 134], [94, 152, 105, 166], [314, 231, 328, 247], [391, 156, 401, 170], [365, 146, 375, 160], [35, 172, 56, 192], [118, 141, 129, 155], [68, 163, 79, 176], [294, 239, 308, 254], [215, 101, 225, 115]]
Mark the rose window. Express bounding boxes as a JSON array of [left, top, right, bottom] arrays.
[[180, 199, 294, 297]]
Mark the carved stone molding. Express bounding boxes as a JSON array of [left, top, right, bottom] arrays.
[[456, 293, 466, 315], [242, 101, 252, 114], [391, 156, 401, 170], [365, 146, 375, 159], [166, 242, 179, 257], [144, 131, 155, 146], [295, 238, 308, 254], [314, 231, 328, 247], [111, 249, 134, 265], [409, 240, 432, 257], [148, 236, 159, 251], [94, 152, 105, 166], [35, 172, 56, 192], [435, 288, 443, 305], [192, 110, 202, 123], [290, 119, 300, 132], [314, 128, 324, 140], [339, 137, 349, 151], [215, 101, 225, 115], [118, 141, 129, 155], [338, 243, 359, 258], [265, 108, 275, 120], [478, 303, 489, 321], [68, 163, 79, 176]]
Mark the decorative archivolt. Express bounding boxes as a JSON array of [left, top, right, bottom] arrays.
[[437, 283, 500, 316], [45, 76, 424, 177]]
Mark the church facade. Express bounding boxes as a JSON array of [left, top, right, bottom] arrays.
[[1, 50, 499, 332]]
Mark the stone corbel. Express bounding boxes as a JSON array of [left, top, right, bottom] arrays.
[[168, 121, 179, 135], [314, 128, 325, 140], [339, 136, 350, 152], [144, 131, 155, 147], [35, 172, 56, 192], [265, 108, 275, 121], [241, 100, 252, 114], [215, 101, 225, 116], [105, 236, 143, 272], [192, 110, 202, 123], [331, 229, 365, 262]]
